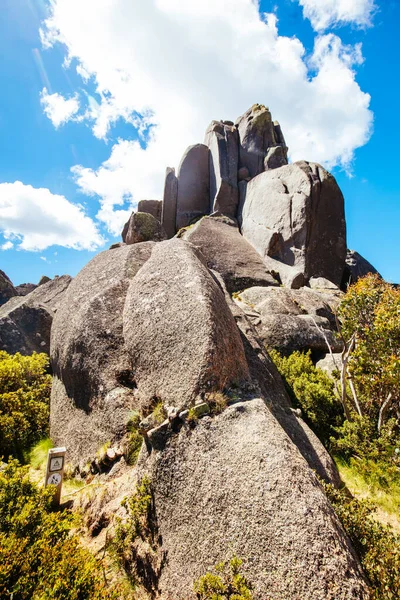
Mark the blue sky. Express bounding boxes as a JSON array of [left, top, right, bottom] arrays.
[[0, 0, 399, 285]]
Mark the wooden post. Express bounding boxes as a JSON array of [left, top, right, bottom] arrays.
[[45, 447, 66, 506]]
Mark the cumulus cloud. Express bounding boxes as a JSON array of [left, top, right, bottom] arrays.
[[298, 0, 377, 31], [1, 241, 13, 251], [40, 87, 80, 127], [0, 181, 105, 251], [41, 0, 373, 234]]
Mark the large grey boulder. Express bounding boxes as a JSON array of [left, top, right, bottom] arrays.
[[122, 212, 167, 244], [0, 275, 72, 354], [161, 167, 178, 238], [123, 238, 250, 409], [341, 249, 381, 289], [15, 282, 37, 296], [176, 144, 210, 230], [139, 398, 368, 600], [237, 286, 342, 354], [137, 200, 162, 222], [241, 161, 347, 286], [50, 244, 154, 464], [205, 121, 239, 217], [235, 104, 288, 179], [0, 270, 17, 306], [181, 216, 278, 293]]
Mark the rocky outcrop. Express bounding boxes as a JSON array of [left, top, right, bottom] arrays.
[[161, 167, 178, 238], [0, 275, 72, 354], [0, 270, 17, 306], [137, 200, 162, 222], [176, 144, 210, 230], [236, 286, 342, 354], [15, 282, 37, 296], [139, 398, 368, 600], [50, 244, 154, 464], [38, 275, 51, 286], [181, 216, 278, 293], [205, 121, 239, 217], [235, 104, 288, 178], [122, 212, 167, 244], [341, 249, 381, 289], [241, 161, 347, 286], [123, 238, 250, 409]]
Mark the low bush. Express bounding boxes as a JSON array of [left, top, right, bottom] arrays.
[[323, 481, 400, 600], [194, 556, 253, 600], [0, 459, 120, 599], [0, 351, 51, 461], [269, 349, 343, 446]]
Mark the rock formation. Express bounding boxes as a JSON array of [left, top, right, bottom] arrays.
[[240, 161, 347, 286], [0, 275, 72, 354], [51, 244, 155, 463], [2, 104, 382, 598], [0, 270, 17, 306], [341, 249, 381, 289], [122, 212, 167, 244]]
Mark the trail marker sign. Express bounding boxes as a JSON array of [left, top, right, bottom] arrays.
[[45, 447, 66, 505]]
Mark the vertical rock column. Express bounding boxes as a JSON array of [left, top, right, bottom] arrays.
[[175, 144, 210, 231], [235, 104, 288, 177], [205, 120, 239, 218], [161, 167, 178, 238]]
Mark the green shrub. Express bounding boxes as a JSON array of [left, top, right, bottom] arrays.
[[125, 413, 143, 466], [269, 349, 343, 446], [323, 481, 400, 600], [332, 415, 400, 490], [0, 351, 51, 461], [194, 556, 253, 600], [111, 476, 155, 586], [0, 459, 120, 599]]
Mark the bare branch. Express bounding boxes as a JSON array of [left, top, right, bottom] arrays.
[[378, 392, 393, 432]]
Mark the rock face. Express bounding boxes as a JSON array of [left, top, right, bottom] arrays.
[[0, 275, 72, 354], [140, 399, 369, 600], [236, 286, 342, 355], [161, 167, 178, 238], [235, 104, 288, 178], [15, 282, 37, 296], [137, 200, 162, 222], [123, 238, 250, 409], [182, 216, 279, 293], [341, 249, 381, 289], [46, 104, 373, 597], [50, 244, 155, 464], [241, 161, 347, 286], [176, 144, 210, 230], [205, 121, 239, 217], [0, 270, 17, 306], [122, 212, 167, 244]]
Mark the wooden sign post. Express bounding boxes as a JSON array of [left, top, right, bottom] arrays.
[[45, 447, 66, 506]]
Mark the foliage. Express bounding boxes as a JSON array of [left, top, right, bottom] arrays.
[[28, 437, 53, 471], [207, 391, 229, 415], [194, 556, 253, 600], [0, 351, 51, 461], [0, 459, 120, 599], [338, 274, 400, 428], [152, 401, 167, 425], [269, 349, 343, 445], [125, 412, 143, 466], [111, 476, 154, 584], [323, 481, 400, 600]]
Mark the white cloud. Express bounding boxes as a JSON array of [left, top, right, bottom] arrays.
[[0, 181, 105, 251], [298, 0, 377, 31], [40, 87, 80, 127], [41, 0, 373, 234], [1, 241, 13, 251]]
